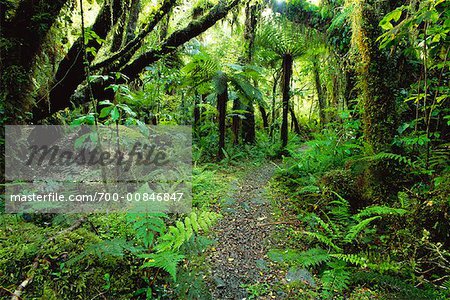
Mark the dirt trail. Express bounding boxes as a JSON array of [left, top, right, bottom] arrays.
[[207, 163, 282, 299]]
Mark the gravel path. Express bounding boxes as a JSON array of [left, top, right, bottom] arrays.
[[206, 163, 283, 299]]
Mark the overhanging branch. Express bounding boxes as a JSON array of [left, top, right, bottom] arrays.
[[91, 0, 177, 71], [120, 0, 240, 78]]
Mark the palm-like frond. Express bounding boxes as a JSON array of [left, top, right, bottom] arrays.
[[255, 17, 307, 62], [181, 50, 220, 87]]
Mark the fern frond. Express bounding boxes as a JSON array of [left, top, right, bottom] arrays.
[[311, 215, 335, 237], [296, 248, 331, 267], [328, 4, 355, 32], [268, 247, 330, 267], [330, 253, 369, 268], [305, 231, 342, 251], [321, 260, 350, 296], [367, 152, 414, 167], [355, 205, 408, 220], [155, 210, 220, 252], [345, 216, 381, 242], [140, 251, 185, 281], [66, 238, 143, 267], [128, 213, 167, 248]]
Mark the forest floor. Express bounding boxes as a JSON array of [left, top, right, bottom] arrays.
[[206, 162, 286, 299]]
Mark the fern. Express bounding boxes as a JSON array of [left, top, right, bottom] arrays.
[[295, 248, 331, 268], [328, 3, 355, 32], [311, 214, 335, 237], [66, 238, 143, 267], [305, 231, 342, 252], [268, 247, 330, 267], [140, 251, 185, 281], [321, 260, 350, 298], [328, 191, 351, 222], [127, 213, 167, 248], [330, 253, 369, 268], [345, 216, 381, 242], [366, 152, 414, 167], [155, 210, 220, 252], [355, 205, 408, 220]]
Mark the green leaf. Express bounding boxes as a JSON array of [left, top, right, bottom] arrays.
[[99, 106, 113, 118], [71, 114, 95, 125], [110, 106, 120, 121]]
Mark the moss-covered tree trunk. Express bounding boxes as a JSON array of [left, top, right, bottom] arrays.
[[353, 0, 396, 202], [281, 53, 293, 149], [1, 0, 68, 123], [356, 0, 395, 152], [270, 72, 280, 137]]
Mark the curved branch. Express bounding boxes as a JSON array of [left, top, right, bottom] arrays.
[[120, 0, 240, 78], [91, 0, 177, 71]]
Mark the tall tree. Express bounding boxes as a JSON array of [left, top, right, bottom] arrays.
[[31, 0, 240, 122], [351, 0, 397, 201], [216, 72, 228, 159], [1, 0, 68, 123], [256, 19, 306, 149], [239, 1, 260, 144], [312, 56, 326, 126]]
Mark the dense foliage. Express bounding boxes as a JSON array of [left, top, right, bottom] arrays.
[[1, 0, 449, 299]]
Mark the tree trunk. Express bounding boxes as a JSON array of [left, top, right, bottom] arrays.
[[270, 72, 280, 137], [353, 0, 396, 202], [344, 68, 357, 111], [356, 0, 395, 153], [232, 99, 240, 144], [239, 2, 259, 144], [259, 105, 269, 129], [194, 94, 200, 129], [241, 104, 255, 144], [217, 75, 228, 160], [32, 0, 123, 122], [125, 0, 141, 43], [289, 106, 301, 134], [110, 1, 129, 52], [281, 54, 293, 149], [312, 58, 326, 126], [1, 0, 68, 122]]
